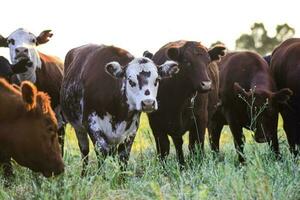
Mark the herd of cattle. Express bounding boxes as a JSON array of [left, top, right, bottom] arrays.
[[0, 28, 299, 179]]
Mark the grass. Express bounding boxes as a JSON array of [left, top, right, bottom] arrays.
[[1, 114, 300, 200]]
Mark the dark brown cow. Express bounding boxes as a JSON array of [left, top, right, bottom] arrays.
[[209, 51, 292, 162], [0, 78, 64, 178], [270, 38, 300, 155], [61, 44, 178, 175], [0, 28, 66, 156], [146, 40, 226, 165], [0, 56, 31, 83]]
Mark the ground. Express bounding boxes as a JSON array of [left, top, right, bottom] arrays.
[[1, 114, 300, 200]]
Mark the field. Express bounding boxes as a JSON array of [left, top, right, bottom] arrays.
[[1, 114, 300, 200]]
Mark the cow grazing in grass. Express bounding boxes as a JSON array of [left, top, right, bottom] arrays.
[[270, 38, 300, 156], [0, 28, 66, 156], [146, 40, 226, 165], [61, 44, 178, 174], [0, 56, 31, 83], [0, 78, 64, 178], [209, 51, 292, 162]]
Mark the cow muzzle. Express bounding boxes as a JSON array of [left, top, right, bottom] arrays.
[[141, 99, 156, 113], [15, 47, 30, 62], [197, 81, 212, 92]]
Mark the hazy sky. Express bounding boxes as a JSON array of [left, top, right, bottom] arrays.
[[0, 0, 299, 60]]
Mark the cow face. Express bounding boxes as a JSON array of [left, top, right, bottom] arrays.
[[0, 28, 53, 82], [13, 81, 64, 177], [234, 83, 292, 142], [105, 57, 178, 113], [167, 42, 226, 93]]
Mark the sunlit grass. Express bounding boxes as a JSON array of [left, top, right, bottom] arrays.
[[1, 114, 299, 200]]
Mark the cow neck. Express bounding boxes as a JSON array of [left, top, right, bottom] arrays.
[[162, 69, 195, 108]]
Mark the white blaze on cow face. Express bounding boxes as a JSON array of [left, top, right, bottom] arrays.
[[125, 58, 159, 112], [105, 57, 179, 113], [7, 28, 41, 82]]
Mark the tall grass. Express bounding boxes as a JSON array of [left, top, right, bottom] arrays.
[[0, 114, 299, 200]]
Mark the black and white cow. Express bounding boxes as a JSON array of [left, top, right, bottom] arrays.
[[0, 28, 66, 155], [61, 44, 179, 175]]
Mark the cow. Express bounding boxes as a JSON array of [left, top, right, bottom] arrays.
[[145, 40, 226, 166], [0, 56, 31, 83], [209, 51, 292, 162], [0, 28, 66, 156], [61, 44, 179, 175], [0, 78, 64, 179], [270, 38, 300, 156]]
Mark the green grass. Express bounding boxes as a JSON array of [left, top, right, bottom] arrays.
[[1, 114, 300, 200]]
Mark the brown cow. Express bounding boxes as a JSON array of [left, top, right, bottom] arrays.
[[0, 28, 66, 156], [209, 51, 292, 162], [270, 38, 300, 155], [146, 40, 226, 165], [61, 44, 178, 175], [0, 78, 64, 178]]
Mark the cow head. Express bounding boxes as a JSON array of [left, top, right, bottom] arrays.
[[9, 81, 64, 177], [167, 42, 226, 93], [0, 28, 53, 83], [234, 82, 293, 143], [0, 56, 31, 83], [105, 57, 179, 113]]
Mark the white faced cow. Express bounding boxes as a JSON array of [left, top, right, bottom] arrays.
[[61, 44, 178, 175], [0, 28, 66, 156]]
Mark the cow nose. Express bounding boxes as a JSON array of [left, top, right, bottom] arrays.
[[15, 47, 29, 56], [199, 81, 212, 92], [141, 99, 156, 113]]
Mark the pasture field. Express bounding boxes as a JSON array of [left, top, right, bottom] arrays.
[[1, 114, 300, 200]]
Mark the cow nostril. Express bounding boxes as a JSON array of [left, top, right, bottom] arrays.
[[145, 89, 150, 96], [15, 49, 19, 53], [24, 49, 28, 53]]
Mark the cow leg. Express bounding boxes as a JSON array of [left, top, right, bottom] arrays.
[[171, 136, 185, 166], [153, 132, 170, 162], [118, 135, 136, 170], [55, 106, 66, 157], [74, 126, 90, 176], [208, 118, 224, 153], [226, 112, 245, 163], [188, 115, 206, 155], [0, 155, 13, 177], [282, 113, 299, 156]]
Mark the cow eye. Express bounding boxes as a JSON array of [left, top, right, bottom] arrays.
[[31, 38, 36, 43], [8, 39, 15, 45], [128, 79, 136, 87]]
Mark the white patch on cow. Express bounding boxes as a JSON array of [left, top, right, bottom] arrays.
[[88, 112, 139, 146], [124, 57, 159, 111], [7, 28, 42, 83]]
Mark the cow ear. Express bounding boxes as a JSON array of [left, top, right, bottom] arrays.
[[208, 45, 226, 62], [167, 47, 181, 61], [233, 82, 250, 99], [0, 35, 8, 47], [143, 51, 153, 59], [21, 81, 37, 110], [105, 61, 125, 79], [158, 60, 179, 79], [36, 30, 53, 45], [272, 88, 293, 104]]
